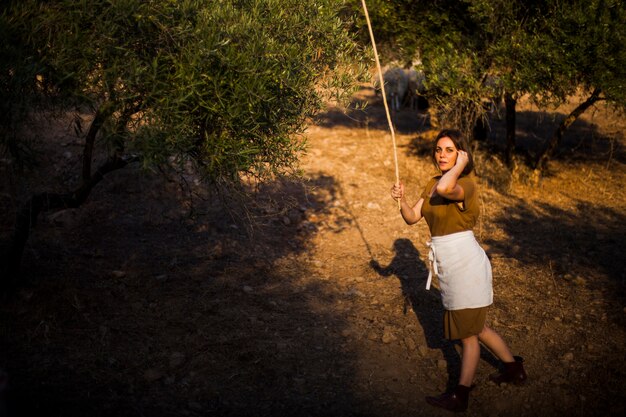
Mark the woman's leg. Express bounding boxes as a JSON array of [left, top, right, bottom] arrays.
[[478, 325, 514, 362], [426, 335, 478, 412], [459, 335, 480, 386], [479, 325, 527, 385]]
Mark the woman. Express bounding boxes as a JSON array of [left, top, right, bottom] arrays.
[[390, 129, 527, 412]]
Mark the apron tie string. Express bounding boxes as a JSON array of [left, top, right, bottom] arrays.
[[426, 241, 438, 290]]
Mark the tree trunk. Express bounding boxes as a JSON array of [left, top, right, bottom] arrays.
[[83, 102, 114, 180], [534, 88, 603, 173], [504, 92, 516, 167], [428, 104, 440, 129], [473, 114, 488, 142], [1, 155, 138, 290]]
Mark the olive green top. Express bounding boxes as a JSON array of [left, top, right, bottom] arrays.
[[420, 174, 479, 237]]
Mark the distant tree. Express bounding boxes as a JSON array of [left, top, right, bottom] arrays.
[[531, 0, 626, 173], [476, 0, 626, 171], [347, 0, 626, 171], [0, 0, 366, 286]]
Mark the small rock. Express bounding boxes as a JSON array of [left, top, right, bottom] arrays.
[[346, 288, 365, 298], [287, 210, 301, 224], [366, 202, 381, 210], [382, 328, 396, 344], [169, 352, 185, 368], [561, 352, 574, 362], [282, 216, 291, 225], [437, 359, 447, 369], [210, 242, 224, 258], [418, 345, 429, 357], [144, 368, 163, 382], [19, 290, 34, 301], [48, 209, 76, 226], [111, 270, 126, 278], [367, 332, 379, 341], [404, 337, 416, 351], [573, 276, 586, 286]]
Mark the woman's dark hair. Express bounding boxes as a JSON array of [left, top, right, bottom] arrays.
[[431, 129, 474, 176]]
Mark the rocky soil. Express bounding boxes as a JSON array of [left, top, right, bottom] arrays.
[[1, 89, 625, 416]]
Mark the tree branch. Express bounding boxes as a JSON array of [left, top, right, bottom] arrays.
[[82, 102, 115, 181], [2, 155, 139, 290], [504, 92, 517, 168], [534, 88, 603, 172]]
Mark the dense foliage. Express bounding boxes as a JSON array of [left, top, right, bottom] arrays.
[[0, 0, 367, 283], [347, 0, 626, 167], [1, 0, 366, 182]]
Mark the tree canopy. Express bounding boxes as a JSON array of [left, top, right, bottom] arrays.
[[1, 0, 366, 182], [347, 0, 626, 168], [0, 0, 367, 283]]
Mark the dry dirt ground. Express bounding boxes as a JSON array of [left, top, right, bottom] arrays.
[[1, 89, 625, 417]]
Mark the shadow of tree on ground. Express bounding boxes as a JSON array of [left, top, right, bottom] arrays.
[[486, 109, 625, 166], [485, 196, 626, 300], [397, 106, 624, 163], [0, 168, 382, 417]]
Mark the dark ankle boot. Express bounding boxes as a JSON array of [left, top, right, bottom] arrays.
[[490, 355, 527, 385], [426, 384, 472, 412]]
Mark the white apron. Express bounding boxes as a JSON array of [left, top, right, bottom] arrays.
[[426, 230, 493, 310]]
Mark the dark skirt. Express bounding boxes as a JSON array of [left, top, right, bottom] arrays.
[[443, 306, 490, 340]]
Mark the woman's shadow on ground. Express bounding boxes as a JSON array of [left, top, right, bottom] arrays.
[[370, 238, 499, 391]]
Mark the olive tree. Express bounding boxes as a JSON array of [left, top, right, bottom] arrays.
[[531, 0, 626, 172], [347, 0, 626, 170], [0, 0, 366, 285]]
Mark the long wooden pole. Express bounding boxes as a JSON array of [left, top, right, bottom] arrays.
[[360, 0, 401, 208]]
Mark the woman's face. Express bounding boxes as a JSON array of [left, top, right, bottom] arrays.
[[435, 136, 458, 172]]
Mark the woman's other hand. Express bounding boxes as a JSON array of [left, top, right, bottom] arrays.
[[391, 182, 404, 200], [456, 150, 469, 169]]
